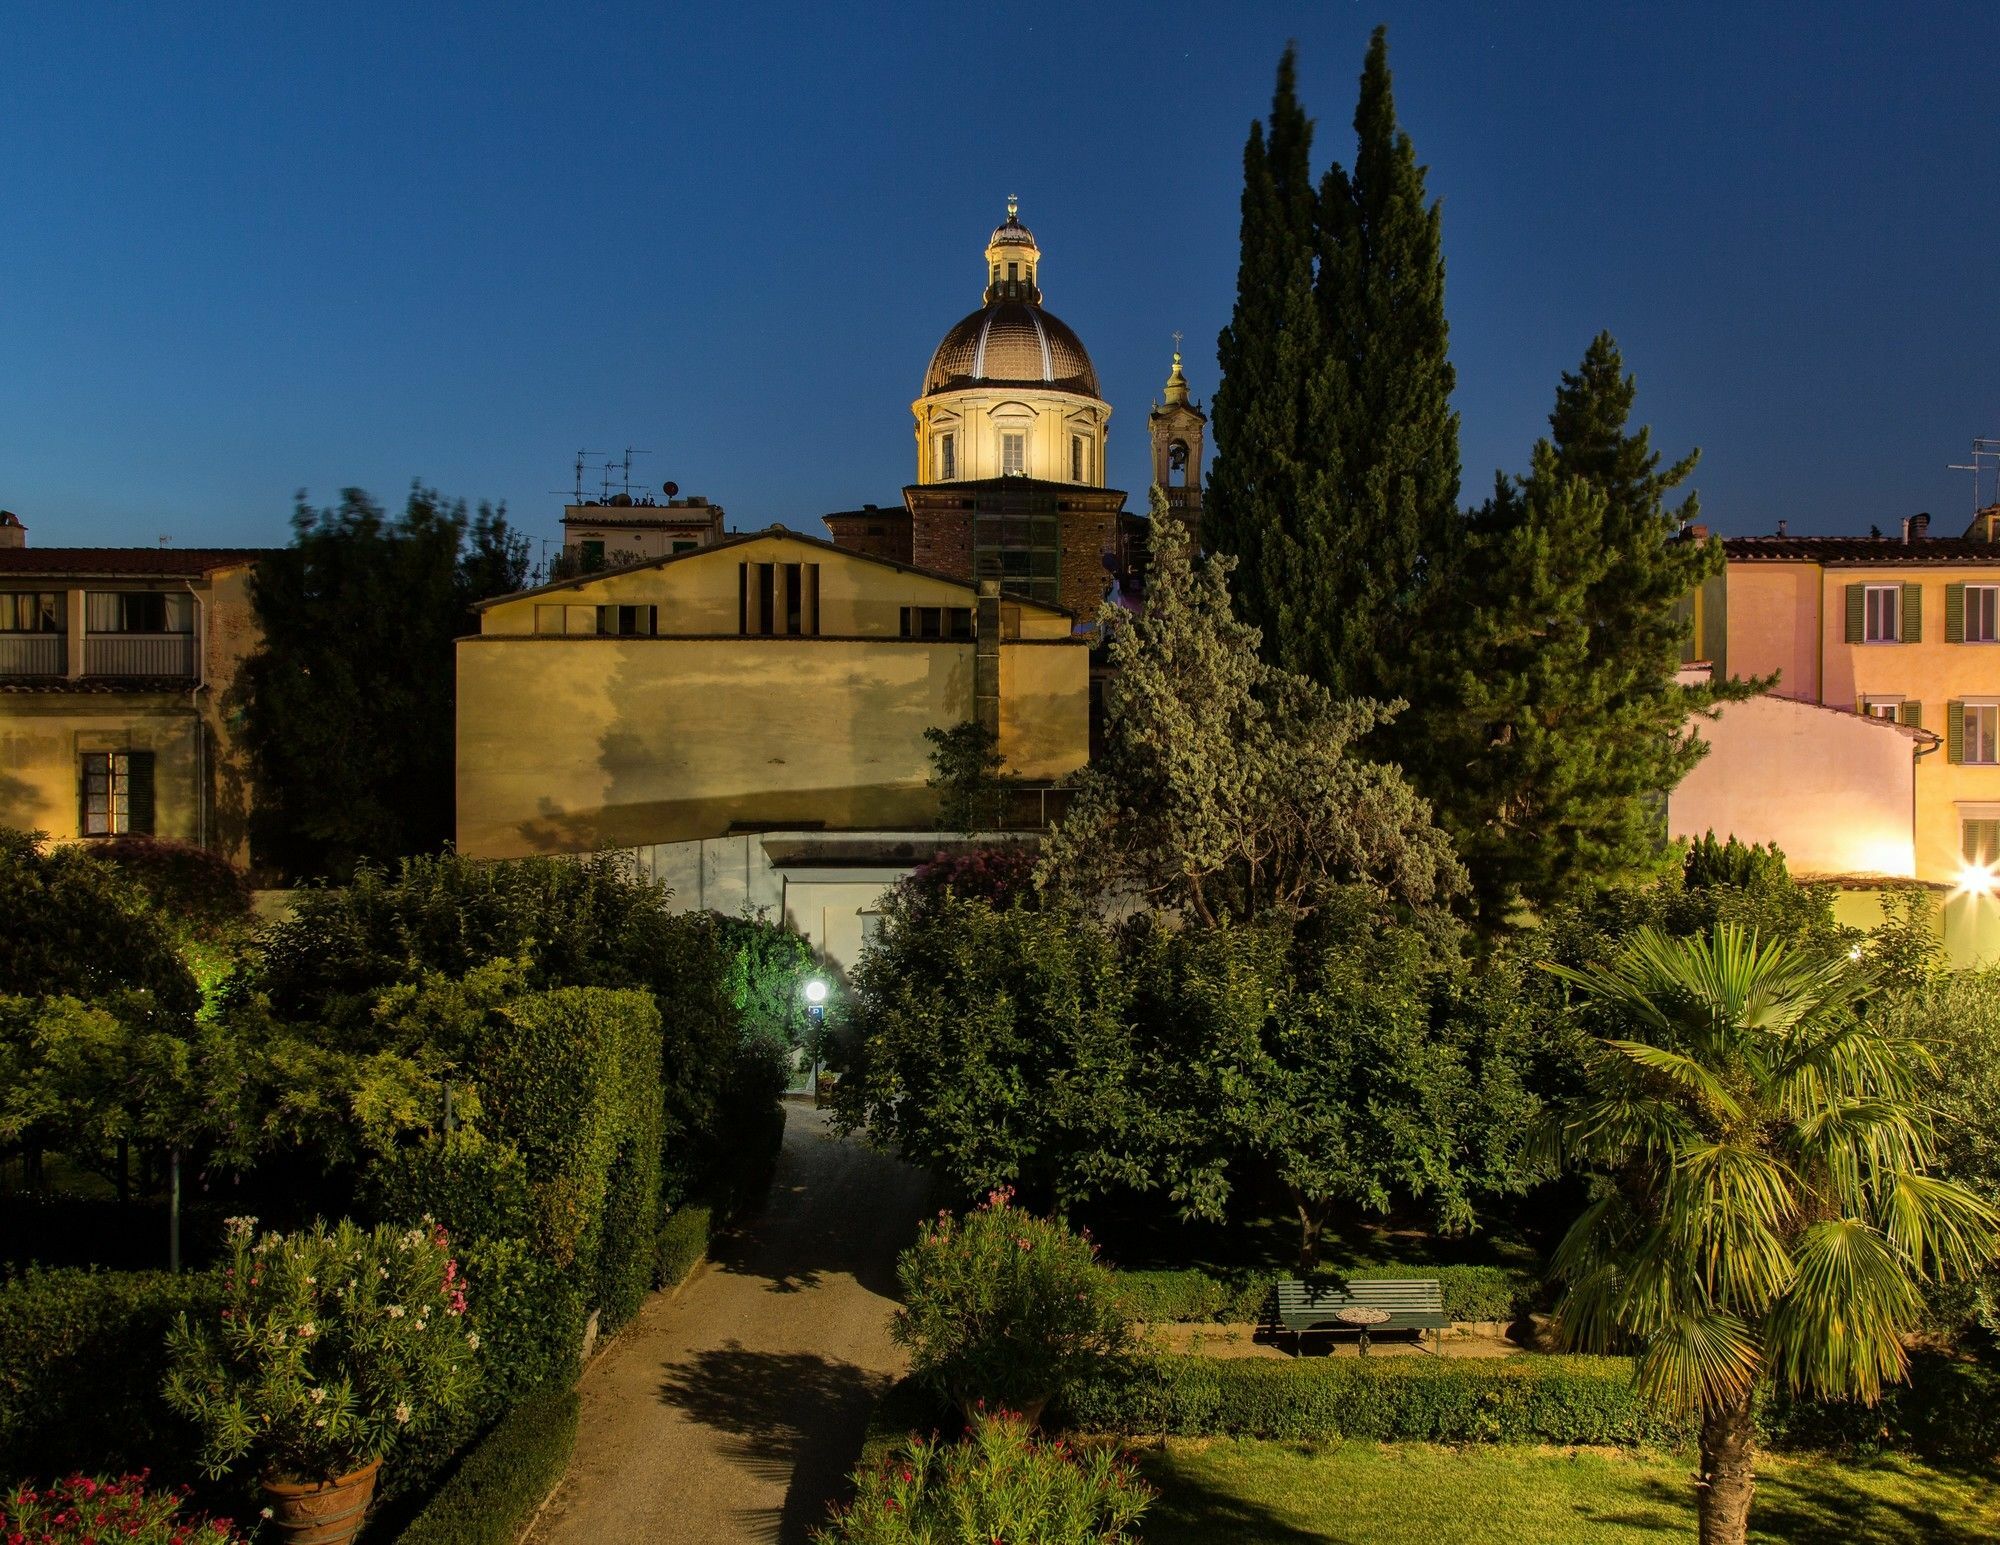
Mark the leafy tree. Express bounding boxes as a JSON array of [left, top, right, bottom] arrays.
[[1541, 925, 1996, 1545], [925, 722, 1018, 833], [1037, 493, 1462, 924], [1205, 31, 1460, 709], [1416, 340, 1750, 924], [239, 485, 529, 881]]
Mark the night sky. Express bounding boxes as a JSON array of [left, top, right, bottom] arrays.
[[4, 2, 1996, 558]]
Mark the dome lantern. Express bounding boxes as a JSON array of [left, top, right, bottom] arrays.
[[983, 195, 1041, 304]]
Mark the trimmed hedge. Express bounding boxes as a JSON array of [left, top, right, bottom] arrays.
[[1111, 1265, 1536, 1326], [656, 1205, 712, 1290], [394, 1384, 579, 1545], [1762, 1352, 2000, 1464], [1063, 1353, 1698, 1448], [0, 1267, 218, 1481]]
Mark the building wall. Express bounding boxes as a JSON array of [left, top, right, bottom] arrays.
[[456, 635, 1088, 858], [1668, 694, 1919, 879], [911, 387, 1110, 486], [1725, 561, 1821, 698], [0, 698, 203, 845]]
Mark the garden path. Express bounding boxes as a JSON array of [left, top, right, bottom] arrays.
[[525, 1101, 930, 1545]]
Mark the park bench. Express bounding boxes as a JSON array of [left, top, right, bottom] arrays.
[[1271, 1277, 1448, 1356]]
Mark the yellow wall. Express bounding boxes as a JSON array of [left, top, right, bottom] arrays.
[[912, 387, 1110, 486], [1725, 561, 1821, 698], [458, 537, 1090, 860]]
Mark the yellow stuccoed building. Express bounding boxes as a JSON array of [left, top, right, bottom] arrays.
[[456, 528, 1089, 961]]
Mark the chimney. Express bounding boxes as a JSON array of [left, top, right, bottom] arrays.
[[0, 510, 23, 549], [1909, 512, 1931, 541], [1776, 519, 1787, 537]]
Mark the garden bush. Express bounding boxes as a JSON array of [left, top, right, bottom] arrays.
[[393, 1384, 578, 1545], [655, 1205, 711, 1290], [812, 1414, 1151, 1545], [1062, 1353, 1699, 1448], [93, 837, 253, 937], [894, 1191, 1133, 1416], [1, 1473, 245, 1545], [0, 1267, 219, 1483], [1109, 1264, 1537, 1325]]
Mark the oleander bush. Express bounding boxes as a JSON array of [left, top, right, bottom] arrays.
[[393, 1384, 579, 1545], [894, 1192, 1133, 1417], [0, 1267, 219, 1483], [0, 1473, 246, 1545], [811, 1414, 1151, 1545], [1062, 1353, 1699, 1448], [1109, 1264, 1537, 1325]]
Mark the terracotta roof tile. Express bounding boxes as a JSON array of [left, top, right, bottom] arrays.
[[1723, 536, 2000, 566], [0, 548, 276, 578]]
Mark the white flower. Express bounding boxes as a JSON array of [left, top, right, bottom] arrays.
[[466, 1332, 480, 1350], [225, 1216, 258, 1242], [394, 1402, 412, 1425], [385, 1305, 405, 1319], [414, 1320, 427, 1333], [310, 1387, 327, 1404], [379, 1266, 389, 1279], [303, 1275, 316, 1286], [314, 1417, 327, 1429], [298, 1321, 316, 1339], [260, 1509, 274, 1521]]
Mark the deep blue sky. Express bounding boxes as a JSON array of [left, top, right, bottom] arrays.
[[4, 2, 1997, 557]]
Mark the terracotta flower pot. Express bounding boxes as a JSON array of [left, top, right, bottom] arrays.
[[262, 1459, 382, 1545]]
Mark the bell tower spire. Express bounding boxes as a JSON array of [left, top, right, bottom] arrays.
[[1150, 335, 1207, 527]]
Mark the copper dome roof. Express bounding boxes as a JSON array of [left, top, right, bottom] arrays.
[[922, 301, 1100, 398], [988, 213, 1037, 249]]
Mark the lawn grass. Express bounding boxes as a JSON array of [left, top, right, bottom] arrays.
[[1135, 1438, 2000, 1544]]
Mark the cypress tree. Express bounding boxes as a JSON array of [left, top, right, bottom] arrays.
[[1203, 46, 1337, 653], [1312, 25, 1461, 703], [1423, 336, 1752, 924]]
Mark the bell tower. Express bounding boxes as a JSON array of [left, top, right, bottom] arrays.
[[1148, 336, 1206, 526]]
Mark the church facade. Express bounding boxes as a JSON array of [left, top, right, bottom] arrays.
[[823, 202, 1203, 620]]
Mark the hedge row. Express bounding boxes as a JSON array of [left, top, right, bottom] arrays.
[[656, 1205, 712, 1290], [394, 1384, 579, 1545], [1111, 1265, 1537, 1326], [0, 1267, 219, 1481], [1063, 1353, 1698, 1448]]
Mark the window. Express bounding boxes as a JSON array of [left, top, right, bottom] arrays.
[[80, 751, 154, 837], [1168, 440, 1189, 486], [739, 561, 819, 636], [1968, 585, 1999, 643], [579, 539, 606, 569], [595, 605, 657, 637], [973, 490, 1061, 608], [1864, 584, 1900, 643], [1965, 817, 2000, 868], [1958, 702, 2000, 764], [899, 606, 973, 640], [936, 433, 956, 480], [86, 592, 190, 633], [1001, 432, 1026, 476], [1070, 436, 1082, 482], [671, 540, 698, 554], [0, 592, 63, 632], [1863, 698, 1900, 720]]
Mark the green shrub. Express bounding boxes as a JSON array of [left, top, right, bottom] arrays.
[[1760, 1351, 2000, 1464], [856, 1377, 952, 1472], [1109, 1265, 1536, 1325], [895, 1193, 1133, 1416], [1062, 1353, 1698, 1448], [394, 1384, 578, 1545], [93, 837, 253, 937], [0, 1266, 218, 1482], [812, 1414, 1152, 1545], [656, 1205, 711, 1290]]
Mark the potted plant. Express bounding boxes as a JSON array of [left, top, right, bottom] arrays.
[[165, 1216, 477, 1545], [892, 1189, 1131, 1426]]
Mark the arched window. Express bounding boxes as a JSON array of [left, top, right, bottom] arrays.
[[1168, 441, 1189, 488]]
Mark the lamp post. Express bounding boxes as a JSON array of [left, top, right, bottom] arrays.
[[803, 977, 829, 1105]]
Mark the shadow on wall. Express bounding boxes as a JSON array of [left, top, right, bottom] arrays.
[[0, 761, 50, 832], [656, 1342, 894, 1545]]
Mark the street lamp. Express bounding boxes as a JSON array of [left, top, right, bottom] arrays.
[[803, 977, 829, 1103]]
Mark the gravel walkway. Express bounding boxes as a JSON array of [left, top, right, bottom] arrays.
[[526, 1102, 930, 1545]]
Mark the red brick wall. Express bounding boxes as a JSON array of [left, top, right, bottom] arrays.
[[1058, 510, 1118, 619], [822, 511, 912, 564], [912, 510, 974, 581]]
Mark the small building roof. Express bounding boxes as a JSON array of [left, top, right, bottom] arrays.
[[0, 547, 275, 579], [1723, 535, 2000, 567]]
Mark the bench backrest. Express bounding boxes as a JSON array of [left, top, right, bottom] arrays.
[[1275, 1277, 1445, 1315]]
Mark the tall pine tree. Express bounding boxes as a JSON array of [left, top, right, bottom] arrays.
[[1423, 336, 1751, 924]]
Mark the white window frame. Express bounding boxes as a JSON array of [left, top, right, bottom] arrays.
[[935, 432, 956, 481], [1964, 699, 2000, 765], [1000, 431, 1027, 477], [1862, 695, 1904, 721], [1863, 583, 1901, 643], [1967, 584, 2000, 644]]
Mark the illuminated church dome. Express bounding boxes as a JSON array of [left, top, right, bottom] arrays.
[[912, 200, 1111, 486]]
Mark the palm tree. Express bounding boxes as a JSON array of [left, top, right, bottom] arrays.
[[1541, 923, 1996, 1545]]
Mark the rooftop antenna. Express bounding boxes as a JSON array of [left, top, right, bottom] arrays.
[[619, 447, 652, 499], [1949, 436, 2000, 512], [555, 450, 603, 503]]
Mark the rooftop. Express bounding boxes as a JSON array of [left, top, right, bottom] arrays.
[[0, 547, 276, 578]]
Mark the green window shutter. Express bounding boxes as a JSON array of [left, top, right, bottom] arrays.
[[1902, 582, 1923, 642], [1948, 701, 1965, 763], [1966, 820, 2000, 866], [1845, 583, 1864, 643], [125, 752, 155, 836], [1946, 582, 1965, 643], [1899, 701, 1922, 729]]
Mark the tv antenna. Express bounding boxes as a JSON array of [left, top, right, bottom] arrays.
[[1948, 436, 2000, 513], [553, 449, 604, 502]]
